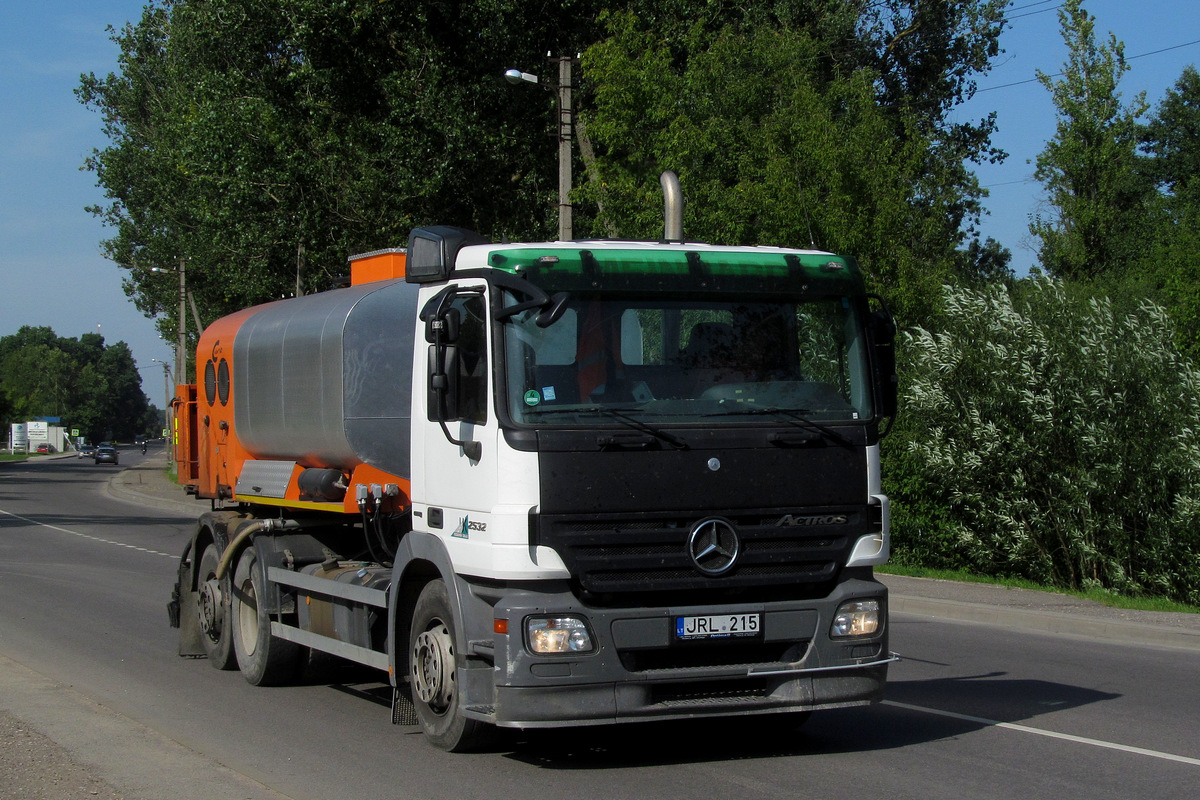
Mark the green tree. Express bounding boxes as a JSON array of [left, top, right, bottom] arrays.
[[0, 387, 13, 427], [1139, 66, 1200, 357], [579, 1, 1008, 322], [81, 1, 1008, 336], [891, 278, 1200, 605], [1142, 66, 1200, 200], [0, 329, 76, 420], [79, 0, 605, 350], [1030, 0, 1151, 282], [0, 327, 151, 442]]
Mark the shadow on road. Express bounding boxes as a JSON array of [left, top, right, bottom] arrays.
[[284, 660, 1121, 768], [495, 672, 1119, 768]]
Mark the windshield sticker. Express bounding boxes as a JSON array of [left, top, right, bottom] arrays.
[[542, 386, 557, 401], [524, 389, 542, 406]]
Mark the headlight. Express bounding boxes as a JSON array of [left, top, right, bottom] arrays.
[[526, 616, 595, 654], [831, 600, 881, 638]]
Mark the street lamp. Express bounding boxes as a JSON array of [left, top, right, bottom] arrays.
[[149, 359, 175, 453], [147, 258, 190, 384], [149, 358, 173, 440], [505, 55, 576, 241], [150, 357, 173, 398], [134, 257, 205, 387]]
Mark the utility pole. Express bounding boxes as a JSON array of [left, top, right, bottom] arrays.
[[176, 256, 187, 386], [505, 55, 577, 241], [296, 242, 306, 298], [555, 55, 573, 241]]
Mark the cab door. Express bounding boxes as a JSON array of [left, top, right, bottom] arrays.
[[410, 282, 501, 573]]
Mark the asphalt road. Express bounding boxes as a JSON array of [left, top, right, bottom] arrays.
[[1, 451, 1197, 799]]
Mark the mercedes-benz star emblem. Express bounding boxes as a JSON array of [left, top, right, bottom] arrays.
[[687, 518, 740, 575]]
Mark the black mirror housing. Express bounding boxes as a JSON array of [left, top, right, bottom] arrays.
[[428, 345, 461, 421], [424, 307, 461, 344]]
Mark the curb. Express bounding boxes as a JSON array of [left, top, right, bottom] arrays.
[[889, 594, 1200, 652], [104, 463, 198, 515]]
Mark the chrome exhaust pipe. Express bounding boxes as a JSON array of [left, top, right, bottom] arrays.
[[661, 171, 683, 241]]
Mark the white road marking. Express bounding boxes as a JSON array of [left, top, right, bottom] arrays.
[[0, 506, 175, 558], [885, 700, 1200, 767]]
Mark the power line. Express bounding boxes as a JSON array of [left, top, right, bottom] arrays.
[[1008, 4, 1062, 22], [1129, 38, 1200, 62], [1006, 0, 1057, 11], [977, 38, 1200, 92], [982, 177, 1037, 189]]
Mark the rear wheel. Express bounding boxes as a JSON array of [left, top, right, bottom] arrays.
[[196, 544, 237, 670], [409, 580, 489, 751], [231, 547, 307, 686]]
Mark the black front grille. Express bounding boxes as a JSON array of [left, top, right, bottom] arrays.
[[535, 508, 864, 598], [650, 679, 771, 707]]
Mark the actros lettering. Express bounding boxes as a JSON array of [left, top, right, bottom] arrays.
[[776, 514, 848, 527]]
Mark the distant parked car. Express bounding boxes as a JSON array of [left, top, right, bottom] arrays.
[[78, 443, 96, 458], [35, 443, 55, 454], [94, 446, 119, 465]]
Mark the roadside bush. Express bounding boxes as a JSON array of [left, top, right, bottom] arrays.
[[886, 277, 1200, 605]]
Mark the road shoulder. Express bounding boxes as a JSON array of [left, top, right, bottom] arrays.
[[0, 653, 292, 800], [882, 573, 1200, 651]]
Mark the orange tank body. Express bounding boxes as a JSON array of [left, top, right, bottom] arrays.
[[173, 250, 415, 515]]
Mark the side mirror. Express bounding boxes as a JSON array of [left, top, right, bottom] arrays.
[[536, 292, 571, 328], [423, 294, 482, 462], [425, 307, 461, 344], [866, 297, 898, 423], [428, 344, 461, 421], [870, 309, 896, 343], [873, 334, 898, 420]]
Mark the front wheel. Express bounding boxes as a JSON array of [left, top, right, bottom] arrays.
[[409, 580, 489, 751], [231, 547, 307, 686]]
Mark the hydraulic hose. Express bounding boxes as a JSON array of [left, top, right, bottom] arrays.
[[213, 518, 299, 580]]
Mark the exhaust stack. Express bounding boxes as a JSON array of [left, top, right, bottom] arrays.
[[661, 171, 683, 241]]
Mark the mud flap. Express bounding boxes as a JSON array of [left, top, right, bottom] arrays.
[[392, 682, 418, 726], [175, 589, 205, 657], [169, 540, 206, 657]]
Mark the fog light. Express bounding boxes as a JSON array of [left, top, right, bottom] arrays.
[[526, 616, 595, 654], [831, 600, 881, 638]]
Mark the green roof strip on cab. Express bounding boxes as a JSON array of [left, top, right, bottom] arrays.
[[486, 248, 864, 291]]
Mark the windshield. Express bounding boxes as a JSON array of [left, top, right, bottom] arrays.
[[503, 293, 874, 426]]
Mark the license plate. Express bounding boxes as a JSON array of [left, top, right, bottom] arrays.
[[675, 613, 761, 641]]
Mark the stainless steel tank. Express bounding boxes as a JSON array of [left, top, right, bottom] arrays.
[[232, 278, 421, 479]]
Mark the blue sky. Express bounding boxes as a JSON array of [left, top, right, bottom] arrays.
[[959, 0, 1200, 272], [0, 1, 176, 405], [1, 1, 1198, 401]]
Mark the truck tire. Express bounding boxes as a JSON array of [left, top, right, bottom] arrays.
[[196, 544, 237, 670], [231, 548, 307, 686], [409, 580, 489, 751]]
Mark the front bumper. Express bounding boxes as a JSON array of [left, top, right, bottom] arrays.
[[462, 576, 893, 728]]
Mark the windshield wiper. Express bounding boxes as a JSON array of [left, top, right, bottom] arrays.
[[706, 406, 852, 446], [597, 407, 689, 450], [529, 405, 689, 450]]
